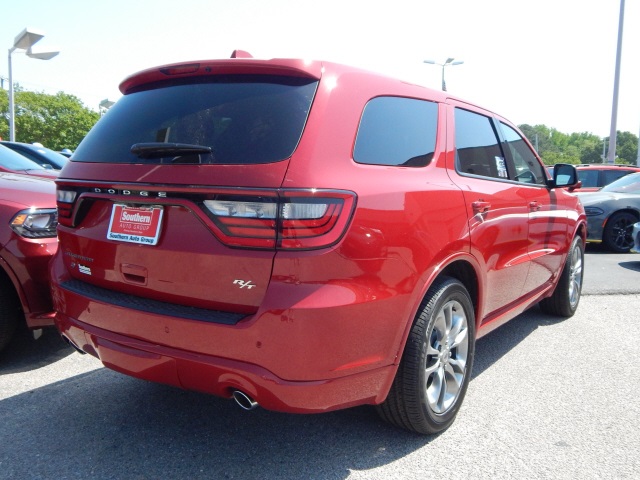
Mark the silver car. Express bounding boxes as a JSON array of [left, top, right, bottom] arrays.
[[577, 172, 640, 253]]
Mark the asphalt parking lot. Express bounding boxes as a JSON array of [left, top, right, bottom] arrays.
[[1, 246, 639, 480]]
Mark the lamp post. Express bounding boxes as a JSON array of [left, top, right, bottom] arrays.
[[8, 28, 59, 141], [99, 99, 115, 116], [606, 0, 625, 164], [424, 58, 464, 91]]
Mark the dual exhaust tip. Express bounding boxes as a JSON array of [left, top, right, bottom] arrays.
[[232, 390, 259, 411]]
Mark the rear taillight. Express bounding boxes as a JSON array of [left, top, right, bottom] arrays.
[[56, 186, 355, 250], [203, 197, 279, 249], [202, 190, 355, 250], [56, 189, 77, 226]]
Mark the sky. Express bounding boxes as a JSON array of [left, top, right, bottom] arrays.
[[1, 0, 639, 138]]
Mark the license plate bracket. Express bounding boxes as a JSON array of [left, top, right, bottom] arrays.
[[107, 204, 164, 246]]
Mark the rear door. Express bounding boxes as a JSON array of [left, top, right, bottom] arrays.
[[449, 105, 531, 317]]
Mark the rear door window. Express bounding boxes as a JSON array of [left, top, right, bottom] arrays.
[[454, 108, 507, 179], [73, 75, 318, 165], [353, 97, 438, 167]]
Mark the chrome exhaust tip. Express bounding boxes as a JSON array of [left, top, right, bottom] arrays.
[[232, 390, 259, 411], [61, 335, 86, 355]]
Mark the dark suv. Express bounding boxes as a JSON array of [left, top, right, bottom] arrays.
[[51, 52, 586, 434]]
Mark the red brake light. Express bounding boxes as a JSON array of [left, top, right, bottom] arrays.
[[159, 63, 200, 76], [203, 190, 355, 250]]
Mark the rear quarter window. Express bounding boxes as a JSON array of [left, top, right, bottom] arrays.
[[353, 97, 438, 167], [602, 170, 632, 185]]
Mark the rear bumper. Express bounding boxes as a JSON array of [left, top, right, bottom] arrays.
[[56, 312, 395, 413]]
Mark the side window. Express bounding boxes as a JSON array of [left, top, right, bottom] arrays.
[[578, 170, 599, 188], [353, 97, 438, 167], [499, 122, 546, 185], [454, 108, 507, 179], [602, 170, 630, 186]]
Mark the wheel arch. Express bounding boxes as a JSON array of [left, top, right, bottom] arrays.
[[392, 256, 482, 365], [602, 208, 639, 252], [0, 256, 28, 315], [603, 208, 640, 231]]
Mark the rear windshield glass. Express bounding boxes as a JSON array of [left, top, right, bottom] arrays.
[[73, 75, 318, 165]]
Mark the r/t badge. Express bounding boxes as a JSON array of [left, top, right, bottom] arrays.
[[233, 279, 256, 289]]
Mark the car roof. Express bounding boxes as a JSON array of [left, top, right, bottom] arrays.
[[575, 164, 640, 170]]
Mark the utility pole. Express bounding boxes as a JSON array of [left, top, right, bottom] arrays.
[[607, 0, 625, 164]]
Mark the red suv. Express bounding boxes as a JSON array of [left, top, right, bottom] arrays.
[[1, 173, 58, 352], [51, 53, 586, 434]]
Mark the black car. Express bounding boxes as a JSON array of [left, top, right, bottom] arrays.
[[0, 141, 68, 170]]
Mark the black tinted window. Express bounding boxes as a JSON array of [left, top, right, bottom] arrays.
[[353, 97, 438, 167], [73, 75, 318, 164], [578, 170, 599, 187], [499, 122, 546, 185], [602, 170, 632, 186], [454, 109, 506, 179]]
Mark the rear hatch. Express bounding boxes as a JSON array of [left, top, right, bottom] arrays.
[[56, 59, 321, 317]]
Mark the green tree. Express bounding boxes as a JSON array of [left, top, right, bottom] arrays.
[[612, 131, 638, 164], [0, 87, 99, 151], [517, 124, 636, 166]]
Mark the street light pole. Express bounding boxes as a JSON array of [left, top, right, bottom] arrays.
[[424, 58, 464, 92], [7, 28, 59, 142], [606, 0, 625, 164]]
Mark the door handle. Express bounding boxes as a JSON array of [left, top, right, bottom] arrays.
[[472, 201, 491, 214], [529, 201, 541, 211]]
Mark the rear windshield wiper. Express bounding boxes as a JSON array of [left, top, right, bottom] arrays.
[[130, 142, 212, 160]]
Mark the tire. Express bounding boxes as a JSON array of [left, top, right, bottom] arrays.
[[0, 275, 21, 353], [539, 236, 584, 317], [377, 277, 475, 435], [603, 211, 637, 253]]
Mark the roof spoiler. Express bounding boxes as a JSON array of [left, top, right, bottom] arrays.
[[230, 50, 253, 59]]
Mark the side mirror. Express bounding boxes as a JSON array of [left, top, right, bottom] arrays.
[[548, 163, 581, 191]]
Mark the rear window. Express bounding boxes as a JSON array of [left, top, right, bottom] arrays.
[[73, 75, 318, 165]]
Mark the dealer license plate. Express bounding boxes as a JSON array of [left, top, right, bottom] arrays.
[[107, 204, 164, 245]]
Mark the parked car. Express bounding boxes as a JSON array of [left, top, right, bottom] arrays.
[[0, 173, 58, 352], [545, 164, 640, 192], [577, 172, 640, 252], [0, 144, 58, 179], [51, 52, 586, 435], [574, 164, 640, 192], [631, 222, 640, 253], [0, 141, 69, 170]]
